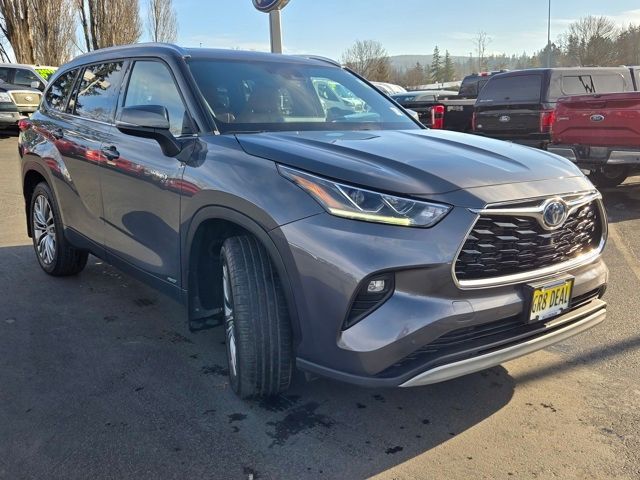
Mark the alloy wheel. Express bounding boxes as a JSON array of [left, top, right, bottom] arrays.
[[33, 194, 56, 265]]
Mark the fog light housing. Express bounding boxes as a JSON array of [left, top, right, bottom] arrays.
[[344, 273, 395, 329], [367, 279, 387, 293]]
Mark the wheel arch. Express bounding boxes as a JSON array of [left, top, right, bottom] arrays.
[[22, 161, 52, 238], [183, 206, 302, 342]]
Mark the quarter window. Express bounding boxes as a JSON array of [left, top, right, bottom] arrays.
[[123, 61, 188, 136], [0, 67, 10, 83], [45, 69, 78, 111], [74, 62, 125, 122]]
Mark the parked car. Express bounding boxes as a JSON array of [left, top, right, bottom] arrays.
[[0, 63, 57, 91], [551, 91, 640, 187], [313, 78, 366, 113], [458, 71, 507, 99], [473, 67, 636, 148], [19, 44, 608, 398], [371, 81, 406, 95], [0, 82, 42, 129]]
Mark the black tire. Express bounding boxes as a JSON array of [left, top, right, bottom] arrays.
[[588, 166, 630, 188], [220, 235, 293, 398], [29, 182, 88, 276]]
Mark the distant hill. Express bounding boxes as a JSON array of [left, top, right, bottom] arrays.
[[390, 54, 470, 70]]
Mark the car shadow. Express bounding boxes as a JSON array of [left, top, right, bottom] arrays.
[[600, 175, 640, 223], [0, 245, 515, 480]]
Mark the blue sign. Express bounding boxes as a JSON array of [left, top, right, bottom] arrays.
[[252, 0, 290, 12]]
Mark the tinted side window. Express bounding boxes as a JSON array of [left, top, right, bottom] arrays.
[[0, 67, 11, 83], [477, 75, 542, 103], [74, 62, 124, 122], [45, 69, 78, 111], [593, 74, 627, 93], [562, 75, 596, 95], [14, 69, 40, 87], [123, 61, 187, 136]]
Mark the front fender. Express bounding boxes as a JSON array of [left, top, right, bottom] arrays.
[[181, 205, 307, 343]]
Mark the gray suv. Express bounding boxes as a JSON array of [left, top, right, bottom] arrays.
[[18, 45, 608, 398]]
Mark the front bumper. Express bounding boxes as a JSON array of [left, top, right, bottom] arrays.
[[274, 206, 608, 388], [0, 110, 25, 127]]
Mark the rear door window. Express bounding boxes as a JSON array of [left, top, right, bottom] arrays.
[[73, 62, 125, 122], [476, 75, 542, 104], [45, 69, 79, 111]]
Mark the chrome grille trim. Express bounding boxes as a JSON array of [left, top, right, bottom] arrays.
[[9, 90, 42, 108], [453, 191, 608, 289]]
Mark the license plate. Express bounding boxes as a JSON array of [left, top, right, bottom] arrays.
[[528, 279, 574, 322]]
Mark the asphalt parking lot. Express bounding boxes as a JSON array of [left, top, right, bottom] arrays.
[[1, 134, 639, 480]]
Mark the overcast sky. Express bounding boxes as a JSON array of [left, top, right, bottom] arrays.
[[167, 0, 640, 58]]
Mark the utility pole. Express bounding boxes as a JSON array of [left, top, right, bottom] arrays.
[[269, 10, 283, 54], [252, 0, 290, 54], [547, 0, 552, 67]]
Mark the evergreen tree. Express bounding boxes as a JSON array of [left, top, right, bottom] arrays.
[[442, 50, 455, 82], [430, 46, 442, 83]]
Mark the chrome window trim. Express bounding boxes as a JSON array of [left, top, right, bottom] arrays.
[[452, 191, 607, 289]]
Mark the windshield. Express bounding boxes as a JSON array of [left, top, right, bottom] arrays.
[[188, 59, 419, 133]]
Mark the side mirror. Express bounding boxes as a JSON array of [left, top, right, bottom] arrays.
[[30, 81, 41, 90], [116, 105, 181, 157]]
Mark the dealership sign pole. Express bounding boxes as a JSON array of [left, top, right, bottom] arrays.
[[252, 0, 290, 53]]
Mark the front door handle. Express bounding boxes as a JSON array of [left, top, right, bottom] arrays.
[[101, 145, 120, 161], [51, 127, 64, 140]]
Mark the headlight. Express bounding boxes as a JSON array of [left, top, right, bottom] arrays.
[[279, 165, 451, 227], [0, 92, 12, 103]]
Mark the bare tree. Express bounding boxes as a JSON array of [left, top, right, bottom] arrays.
[[341, 40, 391, 82], [30, 0, 75, 64], [78, 0, 142, 51], [147, 0, 177, 43], [0, 0, 35, 63], [474, 31, 491, 72], [563, 16, 618, 66]]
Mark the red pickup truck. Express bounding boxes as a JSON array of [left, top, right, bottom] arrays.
[[551, 92, 640, 187]]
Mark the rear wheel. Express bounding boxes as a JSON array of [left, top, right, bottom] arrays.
[[588, 166, 629, 188], [220, 235, 293, 398], [30, 182, 88, 276]]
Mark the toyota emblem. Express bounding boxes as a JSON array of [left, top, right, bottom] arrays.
[[498, 115, 511, 123], [542, 200, 568, 229]]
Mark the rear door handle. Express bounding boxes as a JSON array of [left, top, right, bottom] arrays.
[[101, 145, 120, 161]]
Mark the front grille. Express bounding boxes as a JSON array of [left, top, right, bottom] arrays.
[[9, 91, 41, 107], [455, 199, 603, 282]]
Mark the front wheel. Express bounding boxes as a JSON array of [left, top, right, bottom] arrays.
[[220, 235, 293, 398], [588, 166, 629, 188], [30, 182, 88, 276]]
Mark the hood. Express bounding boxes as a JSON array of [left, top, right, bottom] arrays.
[[235, 129, 584, 196]]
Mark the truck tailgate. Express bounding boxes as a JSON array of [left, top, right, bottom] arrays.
[[474, 105, 541, 135], [553, 92, 640, 146]]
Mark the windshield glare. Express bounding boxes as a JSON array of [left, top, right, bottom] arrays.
[[188, 59, 419, 133]]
